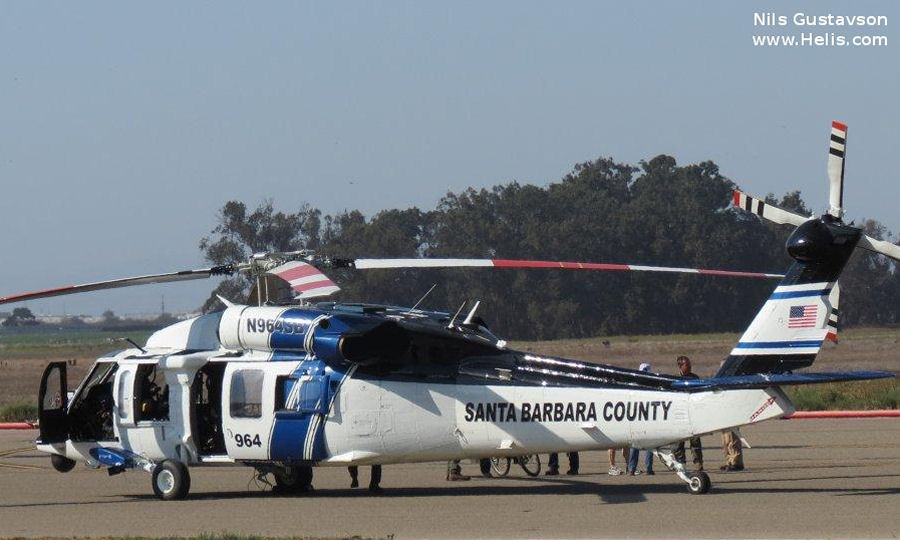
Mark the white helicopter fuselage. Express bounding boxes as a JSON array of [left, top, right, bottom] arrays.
[[37, 343, 791, 470]]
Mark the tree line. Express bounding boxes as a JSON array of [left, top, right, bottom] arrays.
[[200, 155, 900, 340]]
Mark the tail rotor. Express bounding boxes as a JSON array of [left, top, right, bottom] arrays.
[[723, 120, 899, 374], [827, 121, 847, 219]]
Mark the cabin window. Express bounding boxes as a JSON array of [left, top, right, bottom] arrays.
[[42, 365, 64, 412], [230, 370, 264, 418], [135, 364, 169, 422], [118, 369, 133, 420]]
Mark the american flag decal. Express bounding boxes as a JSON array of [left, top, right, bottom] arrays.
[[788, 305, 818, 328]]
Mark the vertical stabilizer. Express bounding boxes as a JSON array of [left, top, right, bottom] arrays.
[[717, 219, 860, 376]]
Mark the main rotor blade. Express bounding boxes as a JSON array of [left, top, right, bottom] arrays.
[[732, 189, 810, 227], [0, 265, 234, 305], [827, 121, 847, 219], [351, 258, 784, 279], [857, 235, 900, 262], [268, 261, 340, 299]]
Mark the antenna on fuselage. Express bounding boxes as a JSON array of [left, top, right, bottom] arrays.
[[447, 300, 468, 329], [107, 337, 146, 354], [408, 283, 437, 313], [462, 300, 481, 326]]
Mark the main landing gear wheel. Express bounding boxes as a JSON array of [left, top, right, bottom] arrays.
[[151, 460, 191, 500], [686, 471, 711, 495], [490, 457, 511, 477], [272, 465, 313, 495], [518, 454, 542, 477], [50, 454, 76, 473]]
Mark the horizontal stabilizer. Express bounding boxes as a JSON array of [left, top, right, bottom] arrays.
[[673, 370, 893, 391]]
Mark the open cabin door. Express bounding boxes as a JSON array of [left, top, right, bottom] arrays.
[[37, 362, 68, 443], [191, 362, 227, 456]]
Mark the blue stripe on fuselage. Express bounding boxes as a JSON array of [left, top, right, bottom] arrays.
[[735, 340, 823, 349], [768, 289, 830, 300], [268, 355, 351, 462]]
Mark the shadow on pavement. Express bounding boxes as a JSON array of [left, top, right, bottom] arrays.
[[2, 471, 898, 508]]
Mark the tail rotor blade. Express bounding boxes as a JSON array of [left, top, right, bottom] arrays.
[[351, 258, 783, 279], [826, 282, 840, 342], [732, 189, 809, 227], [857, 234, 900, 262], [827, 121, 847, 219]]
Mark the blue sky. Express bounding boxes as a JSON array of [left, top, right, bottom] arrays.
[[1, 1, 898, 315]]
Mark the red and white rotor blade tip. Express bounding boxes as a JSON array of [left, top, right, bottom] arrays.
[[268, 261, 340, 299], [826, 282, 840, 342], [857, 235, 900, 262], [732, 189, 809, 227], [0, 268, 225, 306], [353, 258, 783, 279], [827, 121, 847, 219]]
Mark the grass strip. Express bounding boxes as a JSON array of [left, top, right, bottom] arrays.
[[0, 402, 37, 422], [786, 378, 897, 411]]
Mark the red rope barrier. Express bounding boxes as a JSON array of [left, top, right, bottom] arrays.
[[786, 410, 900, 419]]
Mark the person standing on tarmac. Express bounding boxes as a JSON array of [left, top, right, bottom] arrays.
[[446, 459, 469, 481], [720, 429, 744, 471], [447, 458, 493, 480], [608, 448, 627, 475], [718, 358, 745, 472], [546, 452, 579, 475], [673, 355, 703, 470], [627, 363, 656, 475], [348, 465, 382, 491]]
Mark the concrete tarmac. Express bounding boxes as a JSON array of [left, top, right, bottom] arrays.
[[0, 419, 897, 539]]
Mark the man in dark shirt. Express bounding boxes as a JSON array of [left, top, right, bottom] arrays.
[[673, 355, 703, 470]]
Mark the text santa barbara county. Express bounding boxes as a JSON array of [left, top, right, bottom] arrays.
[[464, 400, 672, 423]]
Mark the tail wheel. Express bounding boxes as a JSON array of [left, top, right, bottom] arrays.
[[151, 460, 191, 500], [687, 471, 711, 495], [518, 454, 541, 477], [50, 454, 76, 473], [273, 465, 313, 494], [490, 457, 511, 477]]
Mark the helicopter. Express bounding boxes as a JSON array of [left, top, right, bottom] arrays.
[[4, 120, 895, 500]]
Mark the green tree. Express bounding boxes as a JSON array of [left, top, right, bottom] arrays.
[[198, 156, 899, 338], [199, 200, 322, 311], [2, 307, 39, 327], [102, 309, 119, 324]]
